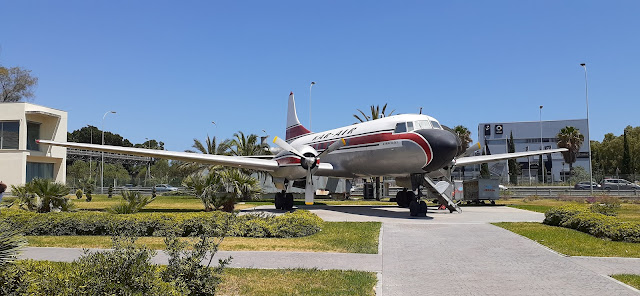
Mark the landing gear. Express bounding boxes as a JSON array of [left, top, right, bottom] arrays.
[[275, 191, 294, 211], [395, 189, 415, 208], [409, 199, 428, 217]]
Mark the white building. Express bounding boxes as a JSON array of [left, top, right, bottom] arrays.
[[477, 119, 589, 183], [0, 103, 67, 189]]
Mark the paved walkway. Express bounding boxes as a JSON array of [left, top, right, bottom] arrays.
[[19, 205, 640, 295]]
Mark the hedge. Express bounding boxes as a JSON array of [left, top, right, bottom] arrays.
[[0, 210, 323, 238], [543, 205, 640, 243]]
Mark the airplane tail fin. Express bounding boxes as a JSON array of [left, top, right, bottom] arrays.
[[286, 92, 312, 142]]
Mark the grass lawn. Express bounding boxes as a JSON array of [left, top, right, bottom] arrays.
[[493, 222, 640, 257], [26, 221, 381, 254], [219, 268, 377, 296], [611, 274, 640, 290]]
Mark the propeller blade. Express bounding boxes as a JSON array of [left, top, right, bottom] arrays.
[[272, 136, 302, 157], [317, 138, 346, 159], [460, 142, 482, 157], [305, 168, 314, 205]]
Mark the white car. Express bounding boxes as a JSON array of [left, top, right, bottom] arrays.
[[153, 184, 179, 192], [498, 184, 509, 191]]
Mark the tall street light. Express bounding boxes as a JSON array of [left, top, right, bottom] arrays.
[[581, 63, 594, 195], [101, 111, 116, 194], [539, 105, 544, 184], [309, 81, 316, 130]]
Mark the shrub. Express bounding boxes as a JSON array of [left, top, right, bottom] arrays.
[[588, 196, 621, 216], [108, 190, 156, 214], [75, 189, 83, 199], [86, 188, 93, 202], [3, 209, 323, 238], [0, 223, 27, 265], [0, 263, 28, 295], [544, 205, 640, 243]]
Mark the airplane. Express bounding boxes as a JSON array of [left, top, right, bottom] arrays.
[[38, 92, 567, 216]]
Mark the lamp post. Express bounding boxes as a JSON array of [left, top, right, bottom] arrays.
[[540, 105, 544, 184], [309, 81, 316, 130], [101, 111, 116, 194], [580, 63, 594, 195]]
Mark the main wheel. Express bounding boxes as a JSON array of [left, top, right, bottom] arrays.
[[396, 191, 407, 208], [419, 200, 428, 214], [409, 199, 419, 216], [275, 192, 284, 210], [284, 193, 294, 211]]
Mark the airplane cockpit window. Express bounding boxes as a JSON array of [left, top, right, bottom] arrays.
[[406, 122, 414, 132], [394, 122, 407, 133], [430, 120, 442, 129], [415, 120, 432, 130]]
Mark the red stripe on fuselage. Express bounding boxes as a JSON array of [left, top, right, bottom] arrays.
[[286, 124, 312, 141], [308, 132, 433, 165]]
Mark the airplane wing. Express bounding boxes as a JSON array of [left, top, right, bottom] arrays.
[[454, 148, 567, 167], [38, 140, 280, 172]]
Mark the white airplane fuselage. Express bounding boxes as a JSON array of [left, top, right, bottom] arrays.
[[271, 114, 460, 181]]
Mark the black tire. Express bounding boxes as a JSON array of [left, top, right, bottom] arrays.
[[284, 193, 294, 211], [419, 200, 428, 214], [275, 192, 283, 210], [396, 191, 406, 208], [409, 199, 419, 216], [491, 200, 496, 205]]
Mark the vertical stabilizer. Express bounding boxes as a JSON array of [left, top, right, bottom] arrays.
[[286, 92, 312, 142]]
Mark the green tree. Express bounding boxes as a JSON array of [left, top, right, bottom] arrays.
[[0, 65, 38, 102], [622, 130, 632, 175], [507, 131, 521, 185], [453, 125, 472, 151], [230, 131, 268, 156], [556, 126, 584, 175], [0, 224, 27, 266], [103, 163, 132, 187]]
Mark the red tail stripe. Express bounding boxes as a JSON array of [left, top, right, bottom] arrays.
[[286, 125, 312, 141]]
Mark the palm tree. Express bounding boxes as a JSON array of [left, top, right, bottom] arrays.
[[0, 224, 27, 266], [27, 178, 72, 213], [353, 103, 395, 123], [453, 125, 472, 151], [353, 104, 395, 200], [182, 135, 231, 175], [230, 131, 269, 156], [556, 126, 584, 175]]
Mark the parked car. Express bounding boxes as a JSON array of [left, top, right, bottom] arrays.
[[153, 184, 179, 192], [600, 178, 640, 190], [498, 184, 509, 191], [574, 182, 601, 190]]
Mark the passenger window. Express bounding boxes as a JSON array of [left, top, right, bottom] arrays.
[[430, 120, 441, 129], [406, 122, 414, 132], [394, 122, 407, 133]]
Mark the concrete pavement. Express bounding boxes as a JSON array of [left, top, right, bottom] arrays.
[[19, 205, 640, 295]]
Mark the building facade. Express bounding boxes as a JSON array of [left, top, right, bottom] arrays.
[[0, 103, 67, 189], [477, 119, 589, 183]]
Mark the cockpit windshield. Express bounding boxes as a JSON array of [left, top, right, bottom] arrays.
[[430, 120, 442, 129], [414, 120, 432, 130]]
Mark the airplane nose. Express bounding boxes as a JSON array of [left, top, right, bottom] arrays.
[[415, 128, 459, 172]]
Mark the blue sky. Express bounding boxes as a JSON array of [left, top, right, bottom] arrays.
[[1, 1, 638, 151]]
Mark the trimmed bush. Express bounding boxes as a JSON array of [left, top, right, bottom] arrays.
[[2, 210, 322, 238], [544, 205, 640, 243]]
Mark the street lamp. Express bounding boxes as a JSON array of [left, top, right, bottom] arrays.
[[101, 111, 116, 194], [309, 81, 316, 130], [540, 105, 544, 184], [581, 63, 594, 195]]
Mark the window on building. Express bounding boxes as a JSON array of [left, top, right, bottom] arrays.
[[0, 121, 19, 149], [27, 121, 40, 151], [26, 162, 54, 182], [394, 122, 407, 133]]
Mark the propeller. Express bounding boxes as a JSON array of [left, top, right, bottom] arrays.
[[272, 137, 347, 205], [460, 142, 482, 157]]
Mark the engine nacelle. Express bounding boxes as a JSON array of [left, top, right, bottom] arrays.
[[273, 145, 319, 180]]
